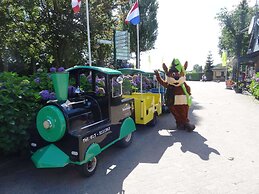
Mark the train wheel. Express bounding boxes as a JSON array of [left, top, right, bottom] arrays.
[[149, 113, 158, 127], [117, 132, 133, 148], [80, 156, 98, 177]]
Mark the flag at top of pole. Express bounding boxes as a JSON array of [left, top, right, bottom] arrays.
[[222, 50, 227, 66], [125, 1, 140, 25], [71, 0, 81, 13]]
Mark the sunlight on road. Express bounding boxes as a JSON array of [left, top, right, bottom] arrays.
[[158, 129, 173, 136]]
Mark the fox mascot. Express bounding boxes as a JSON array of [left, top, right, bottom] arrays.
[[154, 59, 195, 132]]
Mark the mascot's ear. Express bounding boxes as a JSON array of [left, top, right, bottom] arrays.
[[184, 61, 188, 70], [162, 63, 168, 74]]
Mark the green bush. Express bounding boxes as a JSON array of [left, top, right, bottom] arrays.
[[249, 73, 259, 99], [0, 70, 54, 155], [205, 71, 213, 81], [186, 72, 203, 81], [122, 78, 132, 95]]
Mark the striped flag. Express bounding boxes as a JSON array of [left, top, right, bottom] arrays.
[[72, 0, 81, 13], [125, 2, 140, 25]]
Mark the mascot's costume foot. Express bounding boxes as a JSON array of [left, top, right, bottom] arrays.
[[154, 59, 195, 132]]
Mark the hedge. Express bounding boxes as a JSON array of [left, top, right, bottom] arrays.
[[186, 72, 203, 81], [0, 70, 54, 155]]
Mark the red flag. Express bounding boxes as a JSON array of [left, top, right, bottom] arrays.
[[71, 0, 81, 13]]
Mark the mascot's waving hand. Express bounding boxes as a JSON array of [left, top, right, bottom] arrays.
[[154, 59, 195, 132]]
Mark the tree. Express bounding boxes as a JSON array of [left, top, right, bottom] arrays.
[[204, 51, 214, 71], [216, 0, 253, 58], [0, 0, 128, 74], [40, 0, 87, 69], [88, 0, 118, 66], [204, 51, 214, 80], [1, 0, 157, 74], [192, 64, 203, 73], [0, 0, 87, 74], [0, 0, 45, 74], [120, 0, 158, 67]]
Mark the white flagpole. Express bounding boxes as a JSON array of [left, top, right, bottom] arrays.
[[86, 0, 92, 66], [137, 24, 140, 69], [136, 0, 140, 69]]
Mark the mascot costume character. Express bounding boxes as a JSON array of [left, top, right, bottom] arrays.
[[154, 59, 195, 132]]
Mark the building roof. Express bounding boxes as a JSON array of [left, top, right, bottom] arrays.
[[238, 50, 259, 64], [212, 66, 227, 71]]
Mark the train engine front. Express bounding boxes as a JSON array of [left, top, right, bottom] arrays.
[[30, 66, 136, 176]]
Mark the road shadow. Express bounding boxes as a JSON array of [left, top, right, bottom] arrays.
[[0, 101, 218, 194], [188, 99, 203, 127], [168, 130, 220, 160], [0, 121, 175, 194]]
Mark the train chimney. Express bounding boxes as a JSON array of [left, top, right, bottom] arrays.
[[51, 72, 69, 102]]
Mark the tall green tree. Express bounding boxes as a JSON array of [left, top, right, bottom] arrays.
[[216, 0, 253, 58], [0, 0, 148, 74], [0, 0, 43, 74], [192, 64, 203, 73], [0, 0, 86, 74], [204, 51, 214, 80], [204, 51, 214, 71], [120, 0, 158, 67], [40, 0, 87, 69], [136, 0, 158, 51], [88, 0, 118, 66]]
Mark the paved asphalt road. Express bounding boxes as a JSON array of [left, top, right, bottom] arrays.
[[1, 81, 259, 194]]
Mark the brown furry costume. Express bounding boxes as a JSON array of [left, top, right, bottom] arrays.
[[154, 59, 195, 132]]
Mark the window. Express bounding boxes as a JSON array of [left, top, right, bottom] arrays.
[[215, 71, 221, 77], [95, 73, 106, 96], [79, 72, 92, 92], [67, 70, 106, 97], [112, 76, 123, 98]]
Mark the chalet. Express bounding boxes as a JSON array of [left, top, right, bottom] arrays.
[[212, 66, 227, 81], [233, 9, 259, 90]]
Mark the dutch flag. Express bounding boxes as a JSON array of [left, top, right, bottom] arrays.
[[125, 2, 140, 25]]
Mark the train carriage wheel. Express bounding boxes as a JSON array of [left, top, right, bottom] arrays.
[[117, 132, 133, 148], [149, 113, 158, 127], [80, 156, 98, 177]]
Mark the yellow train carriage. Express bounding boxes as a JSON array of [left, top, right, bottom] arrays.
[[123, 93, 162, 125], [119, 68, 162, 126]]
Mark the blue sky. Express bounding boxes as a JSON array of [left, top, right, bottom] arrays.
[[139, 0, 254, 71]]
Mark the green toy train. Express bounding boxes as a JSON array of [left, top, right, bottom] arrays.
[[30, 66, 136, 177]]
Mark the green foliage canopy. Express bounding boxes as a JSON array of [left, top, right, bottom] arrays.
[[1, 0, 157, 74], [204, 51, 214, 72], [192, 64, 203, 73], [121, 0, 158, 53], [216, 0, 253, 58]]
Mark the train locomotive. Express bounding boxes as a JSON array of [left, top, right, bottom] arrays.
[[30, 66, 136, 177]]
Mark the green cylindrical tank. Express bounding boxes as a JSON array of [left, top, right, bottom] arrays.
[[36, 105, 66, 142], [51, 72, 69, 101]]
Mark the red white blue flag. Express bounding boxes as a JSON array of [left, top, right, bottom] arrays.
[[72, 0, 81, 13], [125, 1, 140, 25]]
